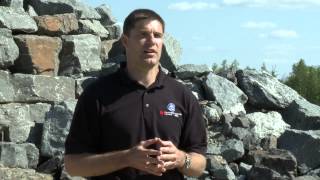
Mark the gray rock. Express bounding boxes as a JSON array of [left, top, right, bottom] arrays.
[[22, 143, 39, 169], [0, 0, 24, 11], [0, 164, 53, 179], [245, 111, 290, 140], [282, 99, 320, 130], [236, 69, 301, 109], [175, 64, 211, 80], [245, 148, 297, 177], [239, 162, 252, 176], [202, 104, 222, 125], [230, 127, 259, 150], [208, 155, 236, 180], [105, 24, 121, 40], [29, 103, 52, 124], [0, 142, 28, 168], [294, 176, 320, 180], [178, 79, 204, 100], [248, 165, 287, 180], [0, 28, 19, 69], [0, 70, 15, 103], [100, 39, 117, 63], [221, 139, 245, 162], [75, 76, 97, 98], [0, 103, 35, 143], [278, 129, 320, 171], [231, 116, 252, 128], [79, 19, 109, 38], [41, 100, 76, 157], [204, 72, 248, 116], [29, 0, 101, 19], [160, 33, 181, 72], [27, 5, 38, 17], [12, 73, 75, 102], [59, 34, 102, 77], [0, 7, 38, 33], [95, 4, 117, 26]]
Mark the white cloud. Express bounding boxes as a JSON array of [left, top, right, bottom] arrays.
[[223, 0, 320, 9], [168, 2, 219, 11], [242, 21, 277, 29], [258, 29, 298, 39], [270, 29, 298, 39]]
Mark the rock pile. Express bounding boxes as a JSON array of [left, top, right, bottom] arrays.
[[1, 0, 320, 180]]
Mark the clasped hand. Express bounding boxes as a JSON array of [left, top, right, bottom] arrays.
[[128, 137, 185, 176]]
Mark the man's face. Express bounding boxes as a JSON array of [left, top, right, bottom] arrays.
[[122, 19, 164, 69]]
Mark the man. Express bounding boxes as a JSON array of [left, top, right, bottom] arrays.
[[64, 9, 207, 179]]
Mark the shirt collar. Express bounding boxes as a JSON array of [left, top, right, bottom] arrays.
[[118, 63, 165, 90]]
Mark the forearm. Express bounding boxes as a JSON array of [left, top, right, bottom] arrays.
[[64, 150, 130, 177], [178, 152, 206, 177]]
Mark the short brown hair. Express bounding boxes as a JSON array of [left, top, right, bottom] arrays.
[[123, 9, 165, 36]]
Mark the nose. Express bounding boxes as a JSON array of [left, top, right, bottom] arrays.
[[146, 33, 156, 44]]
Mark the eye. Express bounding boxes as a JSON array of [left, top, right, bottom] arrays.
[[154, 32, 163, 38]]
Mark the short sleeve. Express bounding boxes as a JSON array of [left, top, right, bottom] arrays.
[[179, 89, 207, 155]]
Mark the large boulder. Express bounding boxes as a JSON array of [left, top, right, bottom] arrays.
[[0, 0, 24, 11], [78, 19, 109, 38], [59, 34, 102, 77], [0, 142, 39, 169], [0, 164, 53, 180], [28, 0, 101, 19], [282, 99, 320, 130], [245, 111, 290, 140], [0, 7, 38, 33], [33, 13, 79, 36], [12, 73, 75, 102], [12, 35, 62, 76], [160, 33, 181, 72], [175, 64, 211, 80], [236, 69, 301, 109], [41, 100, 76, 157], [0, 70, 15, 103], [95, 4, 117, 26], [204, 72, 248, 116], [0, 104, 34, 143], [0, 28, 19, 69], [278, 129, 320, 172]]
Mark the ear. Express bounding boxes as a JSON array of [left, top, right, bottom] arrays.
[[121, 34, 128, 49]]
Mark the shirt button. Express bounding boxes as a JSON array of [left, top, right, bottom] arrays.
[[145, 104, 149, 108]]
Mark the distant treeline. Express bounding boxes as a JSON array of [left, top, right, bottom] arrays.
[[212, 59, 320, 105]]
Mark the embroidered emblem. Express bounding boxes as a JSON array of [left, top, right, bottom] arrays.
[[167, 103, 175, 112], [160, 103, 182, 118]]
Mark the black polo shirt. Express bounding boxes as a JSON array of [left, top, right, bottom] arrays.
[[65, 67, 207, 180]]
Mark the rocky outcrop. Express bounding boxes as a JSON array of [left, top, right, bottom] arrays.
[[0, 1, 319, 180]]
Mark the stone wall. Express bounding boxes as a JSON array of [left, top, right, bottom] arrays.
[[1, 1, 320, 180]]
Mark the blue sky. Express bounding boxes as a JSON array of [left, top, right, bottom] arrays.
[[84, 0, 320, 78]]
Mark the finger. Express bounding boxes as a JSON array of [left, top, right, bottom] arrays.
[[164, 161, 176, 170], [158, 140, 174, 147], [160, 147, 175, 154], [159, 154, 176, 162], [147, 156, 164, 165], [141, 139, 159, 148], [145, 149, 162, 157]]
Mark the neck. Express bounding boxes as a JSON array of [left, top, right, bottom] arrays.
[[126, 63, 159, 88]]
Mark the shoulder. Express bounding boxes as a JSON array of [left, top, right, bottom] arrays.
[[80, 71, 121, 99]]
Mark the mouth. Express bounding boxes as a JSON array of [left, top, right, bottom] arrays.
[[144, 49, 157, 54]]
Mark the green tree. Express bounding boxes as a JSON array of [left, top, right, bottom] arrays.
[[284, 59, 320, 105]]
